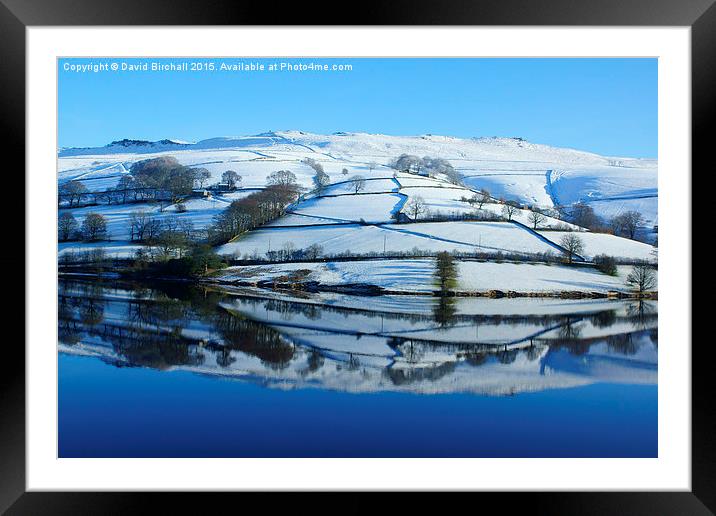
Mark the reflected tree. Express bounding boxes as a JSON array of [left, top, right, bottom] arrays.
[[216, 347, 236, 368], [606, 333, 639, 356], [590, 309, 617, 328], [306, 350, 325, 373], [79, 298, 105, 327], [215, 311, 295, 370], [433, 296, 458, 328], [385, 361, 456, 386]]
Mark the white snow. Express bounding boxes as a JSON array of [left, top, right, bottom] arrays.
[[217, 220, 569, 258], [387, 221, 562, 255], [289, 193, 401, 223], [218, 224, 476, 258], [462, 171, 555, 207], [217, 258, 636, 294], [538, 231, 655, 261], [400, 186, 477, 217], [550, 167, 658, 226], [58, 240, 148, 259], [58, 130, 657, 265], [322, 177, 398, 195]]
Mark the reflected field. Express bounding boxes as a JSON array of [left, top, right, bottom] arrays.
[[58, 279, 658, 457]]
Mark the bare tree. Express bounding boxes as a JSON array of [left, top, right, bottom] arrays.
[[114, 175, 136, 204], [155, 230, 188, 259], [222, 170, 241, 190], [304, 243, 323, 260], [405, 195, 427, 220], [349, 175, 366, 194], [58, 212, 78, 241], [552, 205, 568, 220], [560, 233, 585, 264], [528, 209, 547, 229], [129, 211, 161, 242], [81, 213, 107, 241], [571, 202, 599, 229], [626, 263, 657, 293], [196, 168, 212, 188], [266, 170, 298, 187], [167, 167, 199, 202], [59, 180, 88, 207], [341, 168, 349, 176], [368, 162, 378, 173], [613, 210, 644, 239], [161, 215, 182, 233], [476, 189, 490, 208], [280, 241, 296, 261], [501, 202, 519, 221]]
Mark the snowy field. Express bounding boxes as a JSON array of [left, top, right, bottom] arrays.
[[288, 193, 402, 223], [58, 240, 148, 259], [537, 231, 655, 261], [394, 173, 455, 188], [217, 220, 575, 258], [400, 186, 477, 218], [385, 221, 562, 255], [321, 177, 399, 195], [217, 258, 648, 294], [218, 224, 478, 258], [462, 171, 555, 207]]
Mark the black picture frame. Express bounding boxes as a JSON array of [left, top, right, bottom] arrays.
[[3, 0, 710, 513]]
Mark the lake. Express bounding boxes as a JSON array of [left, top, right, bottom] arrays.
[[58, 279, 658, 457]]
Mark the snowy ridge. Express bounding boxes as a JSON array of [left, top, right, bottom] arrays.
[[59, 130, 655, 166]]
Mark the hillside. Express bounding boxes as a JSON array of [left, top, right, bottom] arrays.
[[58, 130, 657, 229], [57, 131, 657, 294]]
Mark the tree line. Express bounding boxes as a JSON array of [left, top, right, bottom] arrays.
[[389, 154, 463, 185], [59, 156, 216, 207], [209, 170, 302, 244], [565, 202, 646, 240]]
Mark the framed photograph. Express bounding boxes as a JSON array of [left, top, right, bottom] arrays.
[[4, 0, 711, 512]]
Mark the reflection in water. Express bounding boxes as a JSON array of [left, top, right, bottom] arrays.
[[58, 279, 657, 396], [433, 296, 457, 328], [215, 312, 296, 370]]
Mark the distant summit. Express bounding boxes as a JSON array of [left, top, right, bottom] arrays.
[[108, 138, 192, 148], [60, 138, 195, 156]]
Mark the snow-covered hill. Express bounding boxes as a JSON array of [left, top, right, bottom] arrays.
[[58, 130, 657, 224], [58, 131, 658, 288]]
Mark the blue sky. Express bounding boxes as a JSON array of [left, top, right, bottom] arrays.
[[58, 58, 657, 158]]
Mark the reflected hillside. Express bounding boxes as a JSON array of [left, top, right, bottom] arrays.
[[59, 279, 657, 396]]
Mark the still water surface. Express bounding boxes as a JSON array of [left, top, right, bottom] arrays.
[[58, 279, 657, 457]]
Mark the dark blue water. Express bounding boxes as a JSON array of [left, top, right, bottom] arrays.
[[59, 354, 656, 458], [58, 279, 658, 458]]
